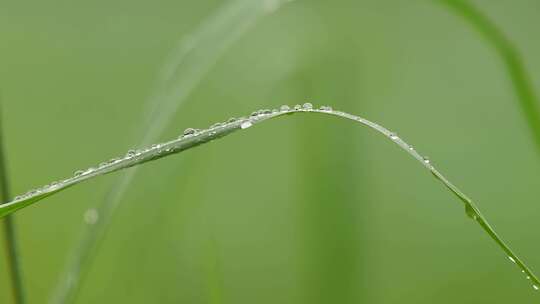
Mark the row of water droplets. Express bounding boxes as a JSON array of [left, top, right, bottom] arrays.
[[6, 103, 540, 291], [8, 103, 321, 204]]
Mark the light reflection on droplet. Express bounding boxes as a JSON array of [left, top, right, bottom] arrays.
[[240, 121, 253, 129]]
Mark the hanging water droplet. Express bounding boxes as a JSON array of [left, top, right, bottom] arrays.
[[508, 256, 516, 263], [465, 205, 478, 220], [83, 208, 99, 225], [302, 102, 313, 110], [240, 121, 253, 129], [280, 105, 290, 112], [183, 128, 196, 136]]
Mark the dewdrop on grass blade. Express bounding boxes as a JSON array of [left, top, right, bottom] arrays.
[[240, 120, 253, 129]]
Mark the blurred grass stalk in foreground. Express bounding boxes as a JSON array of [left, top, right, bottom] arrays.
[[0, 100, 25, 304], [440, 0, 540, 153]]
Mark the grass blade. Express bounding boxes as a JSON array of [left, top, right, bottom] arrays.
[[1, 104, 539, 292], [0, 102, 25, 304], [48, 1, 293, 303], [439, 0, 540, 152]]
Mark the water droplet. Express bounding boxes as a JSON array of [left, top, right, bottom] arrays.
[[74, 170, 85, 177], [280, 105, 290, 112], [240, 121, 253, 129], [83, 208, 99, 225], [82, 168, 95, 176], [527, 276, 531, 280], [126, 149, 137, 157], [465, 205, 478, 220], [389, 132, 398, 140], [227, 117, 237, 123], [211, 122, 224, 129], [261, 109, 272, 114], [183, 128, 196, 136], [508, 256, 516, 263], [302, 102, 313, 110], [533, 284, 539, 290], [319, 105, 333, 111], [409, 145, 414, 151], [294, 104, 302, 110], [423, 156, 430, 164]]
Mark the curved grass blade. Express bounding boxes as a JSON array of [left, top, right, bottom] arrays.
[[439, 0, 540, 152], [2, 104, 539, 292], [49, 1, 293, 303]]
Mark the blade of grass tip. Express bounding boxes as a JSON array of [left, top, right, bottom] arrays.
[[0, 99, 25, 304], [1, 104, 538, 292], [49, 1, 293, 303], [438, 0, 540, 153]]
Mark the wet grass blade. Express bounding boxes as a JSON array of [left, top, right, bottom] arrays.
[[1, 104, 539, 293]]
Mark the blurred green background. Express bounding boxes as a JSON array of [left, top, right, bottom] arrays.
[[1, 0, 540, 303]]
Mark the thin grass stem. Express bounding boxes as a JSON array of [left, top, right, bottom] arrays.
[[0, 102, 25, 304]]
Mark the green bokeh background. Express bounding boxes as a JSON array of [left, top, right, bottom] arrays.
[[1, 0, 540, 303]]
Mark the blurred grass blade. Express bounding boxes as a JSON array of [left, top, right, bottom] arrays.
[[139, 0, 290, 145], [1, 104, 539, 293], [48, 1, 293, 303], [0, 101, 25, 304], [439, 0, 540, 152]]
